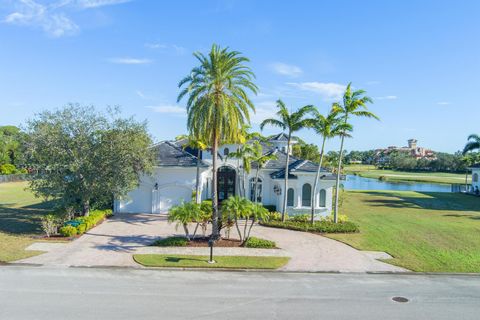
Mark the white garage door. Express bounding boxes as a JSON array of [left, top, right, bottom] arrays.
[[158, 186, 192, 212]]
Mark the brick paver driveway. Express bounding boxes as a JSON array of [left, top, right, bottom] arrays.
[[19, 213, 405, 272]]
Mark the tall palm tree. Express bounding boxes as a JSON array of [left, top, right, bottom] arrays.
[[177, 44, 257, 239], [331, 83, 378, 223], [175, 134, 208, 203], [260, 100, 316, 221], [463, 134, 480, 154], [309, 109, 352, 223]]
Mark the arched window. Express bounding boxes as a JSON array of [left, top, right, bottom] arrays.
[[319, 189, 326, 207], [474, 173, 479, 182], [223, 147, 229, 156], [302, 183, 312, 207], [249, 178, 262, 202], [287, 188, 294, 206]]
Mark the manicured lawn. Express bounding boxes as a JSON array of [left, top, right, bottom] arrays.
[[0, 181, 55, 262], [327, 190, 480, 272], [133, 254, 290, 269], [345, 164, 466, 184]]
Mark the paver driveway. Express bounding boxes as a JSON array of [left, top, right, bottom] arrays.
[[19, 213, 405, 272]]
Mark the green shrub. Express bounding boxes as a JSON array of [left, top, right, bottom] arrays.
[[0, 164, 17, 175], [76, 224, 87, 235], [152, 236, 189, 247], [291, 214, 310, 223], [322, 214, 349, 223], [260, 220, 359, 234], [244, 237, 276, 249], [41, 214, 60, 237], [263, 205, 276, 212], [267, 211, 283, 221], [59, 225, 78, 237]]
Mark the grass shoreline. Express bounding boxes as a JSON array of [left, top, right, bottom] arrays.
[[345, 164, 467, 185]]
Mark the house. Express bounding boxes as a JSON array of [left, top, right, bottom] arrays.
[[375, 139, 436, 165], [114, 133, 338, 217], [468, 163, 480, 194]]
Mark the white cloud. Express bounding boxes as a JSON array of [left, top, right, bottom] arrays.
[[270, 63, 303, 77], [2, 0, 129, 37], [147, 105, 186, 115], [287, 82, 346, 100], [437, 101, 451, 105], [76, 0, 131, 9], [251, 100, 278, 124], [145, 42, 186, 55], [109, 57, 152, 64], [375, 95, 398, 100]]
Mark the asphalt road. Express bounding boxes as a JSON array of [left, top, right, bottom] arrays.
[[1, 266, 479, 320]]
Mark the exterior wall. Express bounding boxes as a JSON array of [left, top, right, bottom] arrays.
[[115, 156, 335, 216], [472, 168, 480, 190], [115, 167, 200, 213]]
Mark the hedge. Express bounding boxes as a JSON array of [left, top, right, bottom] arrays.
[[61, 209, 112, 237], [243, 237, 276, 249], [152, 236, 189, 247], [260, 220, 359, 234]]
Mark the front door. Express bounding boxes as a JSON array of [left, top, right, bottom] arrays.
[[217, 166, 236, 202]]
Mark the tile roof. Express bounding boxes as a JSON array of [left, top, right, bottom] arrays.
[[152, 141, 209, 167]]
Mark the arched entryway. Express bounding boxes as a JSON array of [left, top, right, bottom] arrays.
[[217, 166, 236, 202]]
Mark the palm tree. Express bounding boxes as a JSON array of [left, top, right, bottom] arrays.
[[175, 134, 208, 203], [221, 196, 251, 242], [331, 83, 378, 223], [178, 44, 257, 239], [227, 126, 264, 197], [251, 141, 278, 204], [463, 134, 480, 154], [168, 202, 201, 241], [260, 100, 316, 221], [309, 109, 352, 223]]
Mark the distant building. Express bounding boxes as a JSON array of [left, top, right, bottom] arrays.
[[375, 139, 436, 164]]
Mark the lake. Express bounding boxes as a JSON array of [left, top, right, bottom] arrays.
[[343, 174, 453, 193]]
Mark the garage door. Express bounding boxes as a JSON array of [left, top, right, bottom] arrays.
[[158, 186, 192, 212]]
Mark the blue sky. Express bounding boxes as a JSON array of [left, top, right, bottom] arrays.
[[0, 0, 478, 153]]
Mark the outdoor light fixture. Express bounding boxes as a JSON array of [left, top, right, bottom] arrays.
[[153, 183, 159, 191], [273, 184, 281, 195], [208, 238, 215, 264]]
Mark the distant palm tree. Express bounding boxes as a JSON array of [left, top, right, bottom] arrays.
[[309, 109, 352, 223], [227, 126, 265, 197], [463, 134, 480, 154], [332, 83, 378, 223], [178, 44, 257, 239], [175, 134, 208, 203], [250, 141, 278, 204], [260, 100, 316, 221]]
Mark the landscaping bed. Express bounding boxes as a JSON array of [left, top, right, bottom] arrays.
[[260, 220, 359, 234], [152, 236, 277, 249], [133, 254, 290, 269]]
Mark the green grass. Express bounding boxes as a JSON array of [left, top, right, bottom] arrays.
[[0, 181, 54, 262], [133, 254, 290, 269], [326, 190, 480, 272], [345, 164, 466, 184]]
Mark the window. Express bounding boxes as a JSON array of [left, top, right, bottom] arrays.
[[287, 188, 294, 206], [223, 147, 229, 156], [249, 178, 262, 202], [474, 173, 479, 182], [319, 189, 326, 207], [302, 183, 311, 207]]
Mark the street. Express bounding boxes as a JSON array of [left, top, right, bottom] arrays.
[[1, 266, 479, 319]]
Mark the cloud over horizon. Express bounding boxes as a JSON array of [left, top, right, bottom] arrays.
[[270, 62, 303, 77]]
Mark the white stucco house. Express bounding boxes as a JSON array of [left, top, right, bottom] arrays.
[[115, 133, 338, 217], [468, 163, 480, 194]]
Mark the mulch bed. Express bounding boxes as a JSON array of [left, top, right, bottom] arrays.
[[187, 237, 243, 248]]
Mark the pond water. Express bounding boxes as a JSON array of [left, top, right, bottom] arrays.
[[343, 174, 453, 193]]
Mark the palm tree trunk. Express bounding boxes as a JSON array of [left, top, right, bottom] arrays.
[[246, 218, 256, 242], [235, 217, 242, 242], [211, 133, 220, 239], [195, 149, 201, 203], [282, 133, 291, 222], [311, 137, 326, 224], [183, 223, 190, 241], [333, 135, 345, 223], [254, 168, 260, 204]]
